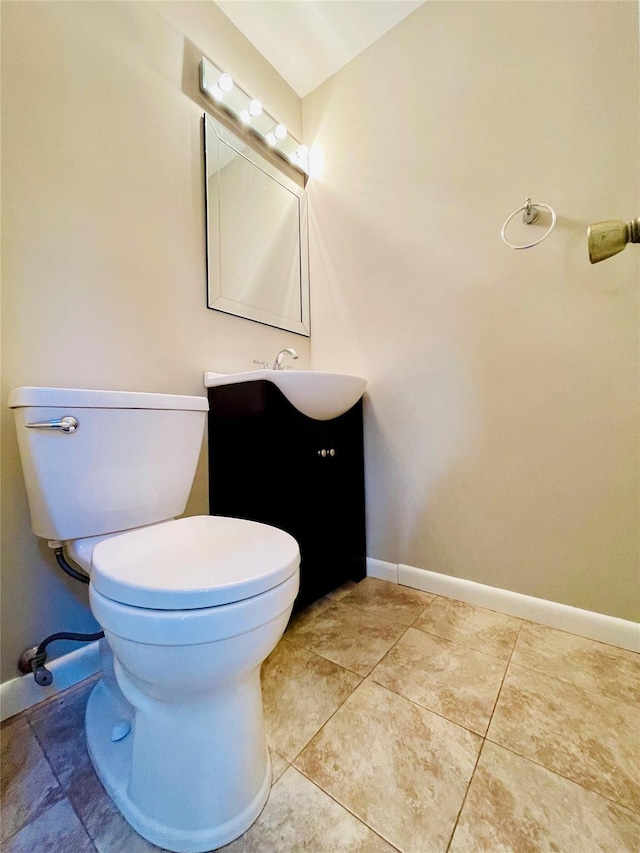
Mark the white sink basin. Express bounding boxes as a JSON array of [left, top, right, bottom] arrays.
[[203, 370, 367, 421]]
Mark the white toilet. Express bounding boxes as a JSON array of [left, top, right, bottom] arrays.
[[9, 386, 300, 853]]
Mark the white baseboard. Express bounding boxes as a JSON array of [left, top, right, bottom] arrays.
[[0, 641, 102, 722], [366, 558, 398, 584], [395, 563, 639, 653]]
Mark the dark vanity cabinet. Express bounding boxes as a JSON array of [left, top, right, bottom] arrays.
[[207, 381, 366, 611]]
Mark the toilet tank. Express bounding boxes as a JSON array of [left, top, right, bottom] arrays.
[[9, 387, 209, 541]]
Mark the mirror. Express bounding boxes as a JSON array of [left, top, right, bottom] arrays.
[[203, 114, 310, 336]]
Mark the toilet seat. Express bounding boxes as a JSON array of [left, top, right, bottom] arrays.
[[89, 571, 299, 645], [90, 515, 300, 610]]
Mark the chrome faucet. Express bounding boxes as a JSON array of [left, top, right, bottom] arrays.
[[273, 348, 299, 370]]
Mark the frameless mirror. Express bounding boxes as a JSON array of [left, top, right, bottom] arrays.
[[203, 114, 310, 336]]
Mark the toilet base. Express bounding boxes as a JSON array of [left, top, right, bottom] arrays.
[[85, 676, 272, 853]]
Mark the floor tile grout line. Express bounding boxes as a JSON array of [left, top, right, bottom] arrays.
[[411, 591, 521, 621], [483, 733, 640, 818], [25, 697, 104, 849], [4, 714, 73, 840], [507, 618, 640, 709], [365, 628, 509, 739], [402, 587, 640, 661], [399, 620, 519, 667], [360, 622, 412, 674], [444, 735, 488, 853], [281, 631, 373, 679], [0, 717, 62, 842], [285, 583, 357, 633], [292, 608, 515, 748], [301, 594, 427, 632], [409, 587, 640, 655], [0, 798, 97, 851], [340, 585, 436, 622], [364, 671, 494, 740], [503, 648, 640, 799], [291, 761, 403, 852], [516, 618, 640, 655], [483, 622, 522, 736], [285, 609, 413, 679], [409, 626, 518, 664], [0, 797, 61, 846], [285, 670, 455, 769], [282, 671, 367, 767], [26, 710, 69, 793], [278, 581, 435, 680], [291, 578, 435, 631], [408, 592, 439, 626], [442, 625, 524, 851], [502, 657, 640, 711], [277, 621, 416, 767], [409, 602, 438, 634], [488, 624, 640, 815], [361, 677, 490, 740], [409, 609, 521, 661], [267, 628, 370, 766], [290, 676, 487, 853]]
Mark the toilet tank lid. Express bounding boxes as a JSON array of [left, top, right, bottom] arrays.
[[8, 386, 209, 411]]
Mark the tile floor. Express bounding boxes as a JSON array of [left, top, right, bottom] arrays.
[[2, 578, 639, 852]]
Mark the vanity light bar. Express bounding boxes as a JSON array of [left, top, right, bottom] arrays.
[[200, 57, 309, 176]]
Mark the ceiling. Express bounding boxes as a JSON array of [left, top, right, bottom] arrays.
[[214, 1, 425, 98]]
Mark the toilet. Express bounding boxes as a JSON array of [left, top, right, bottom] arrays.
[[9, 386, 300, 853]]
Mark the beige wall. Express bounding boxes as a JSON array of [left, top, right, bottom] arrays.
[[0, 1, 308, 682], [304, 1, 639, 620]]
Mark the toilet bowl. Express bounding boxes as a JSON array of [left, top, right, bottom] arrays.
[[9, 387, 301, 852], [74, 514, 299, 852]]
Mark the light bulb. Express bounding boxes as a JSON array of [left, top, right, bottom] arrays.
[[274, 124, 287, 140], [249, 99, 262, 117], [240, 109, 251, 124], [266, 132, 276, 146], [218, 73, 233, 93]]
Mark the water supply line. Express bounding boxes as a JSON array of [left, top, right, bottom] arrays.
[[27, 631, 105, 686], [19, 545, 104, 686], [54, 546, 90, 584]]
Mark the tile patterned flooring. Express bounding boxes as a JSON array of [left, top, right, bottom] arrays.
[[1, 578, 639, 852]]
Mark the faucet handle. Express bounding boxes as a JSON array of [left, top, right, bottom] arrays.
[[253, 360, 269, 370]]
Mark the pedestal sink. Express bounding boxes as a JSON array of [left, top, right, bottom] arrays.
[[203, 370, 367, 421]]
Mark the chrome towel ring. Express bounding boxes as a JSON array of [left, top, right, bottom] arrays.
[[501, 198, 557, 249]]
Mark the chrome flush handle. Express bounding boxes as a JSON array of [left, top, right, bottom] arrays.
[[25, 416, 79, 433]]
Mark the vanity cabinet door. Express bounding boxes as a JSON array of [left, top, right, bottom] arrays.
[[207, 381, 366, 611], [296, 412, 366, 605]]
